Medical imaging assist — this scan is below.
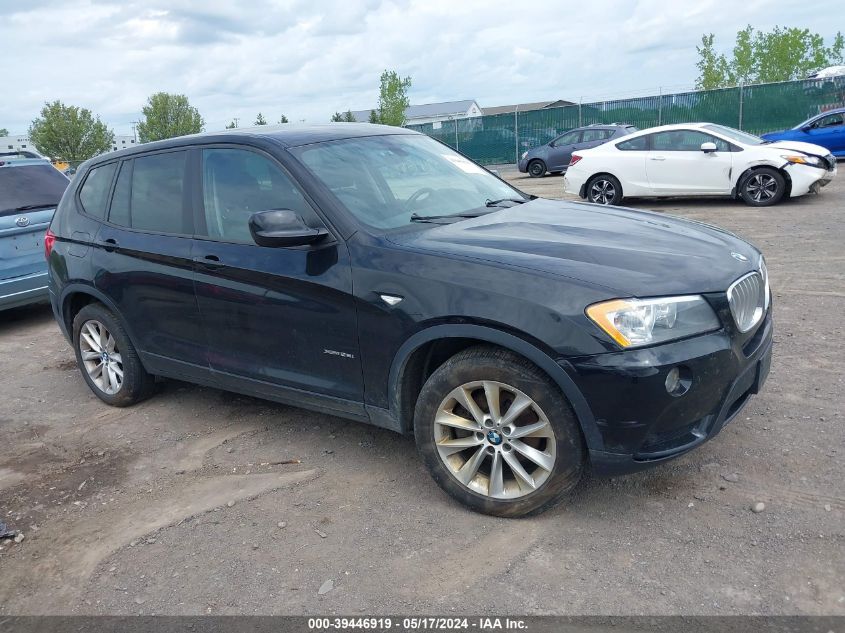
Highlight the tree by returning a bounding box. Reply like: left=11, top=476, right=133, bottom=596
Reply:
left=225, top=120, right=237, bottom=129
left=330, top=110, right=356, bottom=122
left=696, top=26, right=845, bottom=89
left=137, top=92, right=204, bottom=142
left=278, top=114, right=289, bottom=124
left=28, top=101, right=114, bottom=162
left=254, top=113, right=267, bottom=125
left=0, top=128, right=8, bottom=137
left=376, top=70, right=412, bottom=126
left=368, top=109, right=380, bottom=124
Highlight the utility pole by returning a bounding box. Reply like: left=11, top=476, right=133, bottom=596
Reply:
left=657, top=87, right=662, bottom=126
left=130, top=121, right=139, bottom=143
left=737, top=83, right=744, bottom=130
left=514, top=104, right=520, bottom=164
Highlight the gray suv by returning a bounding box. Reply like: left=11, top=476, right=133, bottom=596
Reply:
left=518, top=124, right=637, bottom=177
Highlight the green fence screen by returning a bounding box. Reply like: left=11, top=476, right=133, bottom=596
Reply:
left=406, top=77, right=845, bottom=165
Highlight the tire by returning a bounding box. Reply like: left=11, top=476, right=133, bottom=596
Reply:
left=586, top=174, right=622, bottom=205
left=414, top=346, right=586, bottom=517
left=72, top=303, right=155, bottom=407
left=739, top=168, right=785, bottom=206
left=527, top=160, right=546, bottom=178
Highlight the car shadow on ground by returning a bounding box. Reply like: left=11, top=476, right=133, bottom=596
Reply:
left=0, top=302, right=54, bottom=333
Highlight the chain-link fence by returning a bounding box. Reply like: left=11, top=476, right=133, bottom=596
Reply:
left=406, top=76, right=845, bottom=165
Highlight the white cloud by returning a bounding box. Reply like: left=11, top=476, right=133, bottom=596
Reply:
left=1, top=0, right=842, bottom=134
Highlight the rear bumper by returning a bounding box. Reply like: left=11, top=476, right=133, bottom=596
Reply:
left=517, top=158, right=529, bottom=173
left=564, top=309, right=773, bottom=477
left=0, top=271, right=49, bottom=311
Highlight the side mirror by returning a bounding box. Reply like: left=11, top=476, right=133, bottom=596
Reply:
left=801, top=124, right=813, bottom=132
left=700, top=142, right=717, bottom=153
left=248, top=209, right=328, bottom=248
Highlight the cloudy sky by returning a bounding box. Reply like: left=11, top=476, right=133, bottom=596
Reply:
left=2, top=0, right=843, bottom=136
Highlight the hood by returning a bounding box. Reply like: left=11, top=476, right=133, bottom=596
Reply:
left=388, top=199, right=760, bottom=298
left=764, top=139, right=830, bottom=157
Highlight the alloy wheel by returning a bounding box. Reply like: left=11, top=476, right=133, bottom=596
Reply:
left=78, top=320, right=124, bottom=395
left=433, top=380, right=556, bottom=499
left=745, top=173, right=778, bottom=202
left=589, top=179, right=616, bottom=204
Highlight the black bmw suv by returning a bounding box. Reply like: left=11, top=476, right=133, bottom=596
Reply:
left=47, top=124, right=772, bottom=517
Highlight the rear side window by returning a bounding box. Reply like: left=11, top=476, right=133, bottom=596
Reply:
left=107, top=151, right=190, bottom=234
left=617, top=135, right=649, bottom=151
left=79, top=162, right=117, bottom=219
left=581, top=129, right=613, bottom=142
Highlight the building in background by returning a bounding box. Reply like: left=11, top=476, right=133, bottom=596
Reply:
left=0, top=134, right=40, bottom=156
left=351, top=99, right=482, bottom=126
left=111, top=135, right=137, bottom=152
left=481, top=100, right=576, bottom=116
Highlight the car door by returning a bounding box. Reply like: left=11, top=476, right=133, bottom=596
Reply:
left=92, top=149, right=209, bottom=381
left=191, top=145, right=364, bottom=416
left=547, top=130, right=582, bottom=170
left=803, top=112, right=845, bottom=153
left=645, top=130, right=733, bottom=194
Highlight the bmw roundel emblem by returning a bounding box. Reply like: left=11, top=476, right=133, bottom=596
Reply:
left=486, top=430, right=503, bottom=446
left=15, top=216, right=30, bottom=228
left=730, top=252, right=748, bottom=262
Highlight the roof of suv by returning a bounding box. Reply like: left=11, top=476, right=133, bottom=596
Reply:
left=88, top=123, right=419, bottom=166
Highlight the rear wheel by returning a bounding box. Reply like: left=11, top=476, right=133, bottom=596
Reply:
left=586, top=174, right=622, bottom=205
left=739, top=168, right=785, bottom=206
left=527, top=160, right=546, bottom=178
left=72, top=303, right=155, bottom=407
left=414, top=346, right=586, bottom=517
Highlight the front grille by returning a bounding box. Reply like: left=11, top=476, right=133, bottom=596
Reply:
left=728, top=272, right=765, bottom=333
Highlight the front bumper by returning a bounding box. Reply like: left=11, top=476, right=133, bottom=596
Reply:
left=786, top=160, right=837, bottom=196
left=564, top=306, right=773, bottom=476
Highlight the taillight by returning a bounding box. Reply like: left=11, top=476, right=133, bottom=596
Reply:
left=44, top=228, right=56, bottom=260
left=569, top=154, right=583, bottom=166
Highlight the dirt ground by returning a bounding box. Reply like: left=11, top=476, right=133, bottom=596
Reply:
left=0, top=169, right=842, bottom=615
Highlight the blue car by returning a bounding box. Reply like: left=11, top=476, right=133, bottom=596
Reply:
left=1, top=155, right=69, bottom=311
left=761, top=107, right=845, bottom=158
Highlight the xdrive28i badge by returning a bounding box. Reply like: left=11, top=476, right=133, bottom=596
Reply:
left=15, top=216, right=30, bottom=228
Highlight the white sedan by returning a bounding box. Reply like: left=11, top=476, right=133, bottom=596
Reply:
left=563, top=122, right=837, bottom=207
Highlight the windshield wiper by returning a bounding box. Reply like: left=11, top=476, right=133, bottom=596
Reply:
left=12, top=203, right=58, bottom=211
left=485, top=197, right=527, bottom=207
left=410, top=210, right=494, bottom=223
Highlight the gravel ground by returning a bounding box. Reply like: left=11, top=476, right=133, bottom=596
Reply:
left=0, top=169, right=842, bottom=615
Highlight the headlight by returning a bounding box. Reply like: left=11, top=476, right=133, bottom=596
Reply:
left=586, top=295, right=720, bottom=348
left=781, top=154, right=823, bottom=168
left=521, top=151, right=528, bottom=160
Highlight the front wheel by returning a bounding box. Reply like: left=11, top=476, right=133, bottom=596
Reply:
left=527, top=160, right=546, bottom=178
left=739, top=168, right=785, bottom=206
left=586, top=174, right=622, bottom=205
left=414, top=346, right=586, bottom=517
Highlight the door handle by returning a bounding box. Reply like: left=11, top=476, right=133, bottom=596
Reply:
left=193, top=254, right=223, bottom=269
left=649, top=156, right=666, bottom=161
left=98, top=238, right=118, bottom=252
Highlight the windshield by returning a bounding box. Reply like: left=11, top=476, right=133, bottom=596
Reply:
left=702, top=124, right=765, bottom=145
left=292, top=134, right=524, bottom=229
left=0, top=164, right=69, bottom=216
